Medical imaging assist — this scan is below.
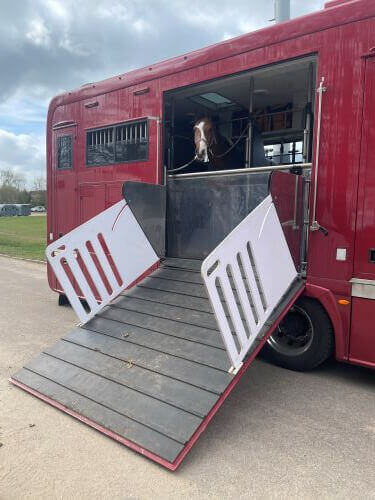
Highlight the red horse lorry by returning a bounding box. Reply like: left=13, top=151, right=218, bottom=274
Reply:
left=11, top=0, right=375, bottom=470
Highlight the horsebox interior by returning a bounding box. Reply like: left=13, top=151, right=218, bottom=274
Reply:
left=160, top=57, right=316, bottom=262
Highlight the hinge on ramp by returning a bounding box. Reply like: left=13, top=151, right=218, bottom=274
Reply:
left=229, top=364, right=243, bottom=375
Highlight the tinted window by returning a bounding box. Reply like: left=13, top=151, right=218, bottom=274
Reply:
left=57, top=135, right=73, bottom=169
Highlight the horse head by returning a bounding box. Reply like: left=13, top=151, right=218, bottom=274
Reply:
left=193, top=117, right=216, bottom=163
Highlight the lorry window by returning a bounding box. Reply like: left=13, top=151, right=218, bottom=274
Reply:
left=86, top=120, right=148, bottom=167
left=164, top=57, right=316, bottom=173
left=57, top=135, right=73, bottom=170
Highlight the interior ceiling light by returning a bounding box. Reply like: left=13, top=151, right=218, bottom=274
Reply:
left=189, top=92, right=235, bottom=110
left=200, top=92, right=232, bottom=104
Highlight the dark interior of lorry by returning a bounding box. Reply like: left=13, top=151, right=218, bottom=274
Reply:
left=163, top=56, right=316, bottom=175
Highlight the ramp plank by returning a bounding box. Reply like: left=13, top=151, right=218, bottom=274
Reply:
left=122, top=286, right=213, bottom=314
left=99, top=306, right=224, bottom=348
left=140, top=276, right=207, bottom=298
left=137, top=280, right=245, bottom=317
left=64, top=328, right=232, bottom=394
left=141, top=276, right=242, bottom=308
left=112, top=296, right=219, bottom=331
left=24, top=353, right=201, bottom=443
left=12, top=369, right=184, bottom=462
left=154, top=266, right=250, bottom=293
left=83, top=317, right=230, bottom=371
left=153, top=267, right=204, bottom=284
left=163, top=258, right=202, bottom=272
left=44, top=341, right=219, bottom=417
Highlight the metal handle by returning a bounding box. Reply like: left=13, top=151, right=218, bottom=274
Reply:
left=310, top=77, right=326, bottom=232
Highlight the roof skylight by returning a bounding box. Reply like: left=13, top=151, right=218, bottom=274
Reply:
left=189, top=92, right=234, bottom=109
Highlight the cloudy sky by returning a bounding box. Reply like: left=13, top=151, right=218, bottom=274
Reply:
left=0, top=0, right=323, bottom=186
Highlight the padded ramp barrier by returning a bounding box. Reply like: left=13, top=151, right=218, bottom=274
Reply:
left=202, top=194, right=299, bottom=373
left=11, top=258, right=303, bottom=470
left=45, top=199, right=159, bottom=324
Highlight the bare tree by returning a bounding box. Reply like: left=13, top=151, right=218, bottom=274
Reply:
left=32, top=175, right=46, bottom=191
left=0, top=168, right=26, bottom=190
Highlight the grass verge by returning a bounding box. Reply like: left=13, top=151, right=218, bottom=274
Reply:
left=0, top=216, right=46, bottom=261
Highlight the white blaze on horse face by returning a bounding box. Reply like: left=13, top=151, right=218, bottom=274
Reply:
left=195, top=121, right=209, bottom=162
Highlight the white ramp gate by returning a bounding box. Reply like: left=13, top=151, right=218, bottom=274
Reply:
left=46, top=199, right=158, bottom=324
left=201, top=194, right=298, bottom=373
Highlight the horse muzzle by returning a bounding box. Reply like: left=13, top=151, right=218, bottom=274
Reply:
left=195, top=148, right=209, bottom=163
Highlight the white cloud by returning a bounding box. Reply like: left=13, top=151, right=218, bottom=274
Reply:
left=26, top=18, right=51, bottom=47
left=0, top=129, right=45, bottom=187
left=0, top=0, right=322, bottom=186
left=45, top=0, right=69, bottom=20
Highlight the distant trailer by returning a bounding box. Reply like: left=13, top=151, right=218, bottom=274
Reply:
left=0, top=204, right=18, bottom=217
left=15, top=204, right=31, bottom=216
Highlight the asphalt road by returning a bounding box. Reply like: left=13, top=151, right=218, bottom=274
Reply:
left=0, top=255, right=374, bottom=499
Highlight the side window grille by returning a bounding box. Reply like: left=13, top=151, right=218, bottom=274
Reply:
left=86, top=127, right=114, bottom=166
left=86, top=120, right=148, bottom=167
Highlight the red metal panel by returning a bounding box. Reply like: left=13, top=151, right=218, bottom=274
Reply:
left=325, top=0, right=356, bottom=8
left=347, top=56, right=375, bottom=368
left=44, top=1, right=375, bottom=366
left=105, top=182, right=124, bottom=209
left=349, top=298, right=375, bottom=368
left=354, top=57, right=375, bottom=279
left=79, top=184, right=106, bottom=224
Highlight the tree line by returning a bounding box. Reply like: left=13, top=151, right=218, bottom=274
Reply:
left=0, top=168, right=46, bottom=207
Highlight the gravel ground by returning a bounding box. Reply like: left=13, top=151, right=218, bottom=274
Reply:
left=0, top=255, right=374, bottom=500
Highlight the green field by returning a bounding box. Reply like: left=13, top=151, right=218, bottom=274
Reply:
left=0, top=215, right=47, bottom=261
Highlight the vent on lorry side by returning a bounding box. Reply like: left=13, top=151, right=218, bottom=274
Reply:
left=86, top=120, right=148, bottom=167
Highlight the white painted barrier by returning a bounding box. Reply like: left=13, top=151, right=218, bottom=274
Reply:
left=46, top=200, right=158, bottom=324
left=201, top=194, right=298, bottom=373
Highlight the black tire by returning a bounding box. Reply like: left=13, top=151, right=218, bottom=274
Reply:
left=261, top=297, right=334, bottom=371
left=58, top=293, right=70, bottom=306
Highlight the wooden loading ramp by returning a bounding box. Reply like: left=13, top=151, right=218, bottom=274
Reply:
left=11, top=258, right=303, bottom=470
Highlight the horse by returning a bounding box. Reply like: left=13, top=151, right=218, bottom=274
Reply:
left=193, top=117, right=243, bottom=170
left=193, top=116, right=271, bottom=171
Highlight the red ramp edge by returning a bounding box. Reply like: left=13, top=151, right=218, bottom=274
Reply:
left=9, top=284, right=304, bottom=471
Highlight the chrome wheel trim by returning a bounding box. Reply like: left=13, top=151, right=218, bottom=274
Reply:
left=267, top=305, right=314, bottom=357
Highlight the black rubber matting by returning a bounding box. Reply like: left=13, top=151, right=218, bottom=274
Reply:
left=11, top=258, right=303, bottom=466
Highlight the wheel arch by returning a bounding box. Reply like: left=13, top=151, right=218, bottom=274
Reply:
left=304, top=283, right=346, bottom=361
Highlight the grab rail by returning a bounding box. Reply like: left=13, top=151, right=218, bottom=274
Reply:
left=168, top=162, right=312, bottom=179
left=310, top=77, right=326, bottom=232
